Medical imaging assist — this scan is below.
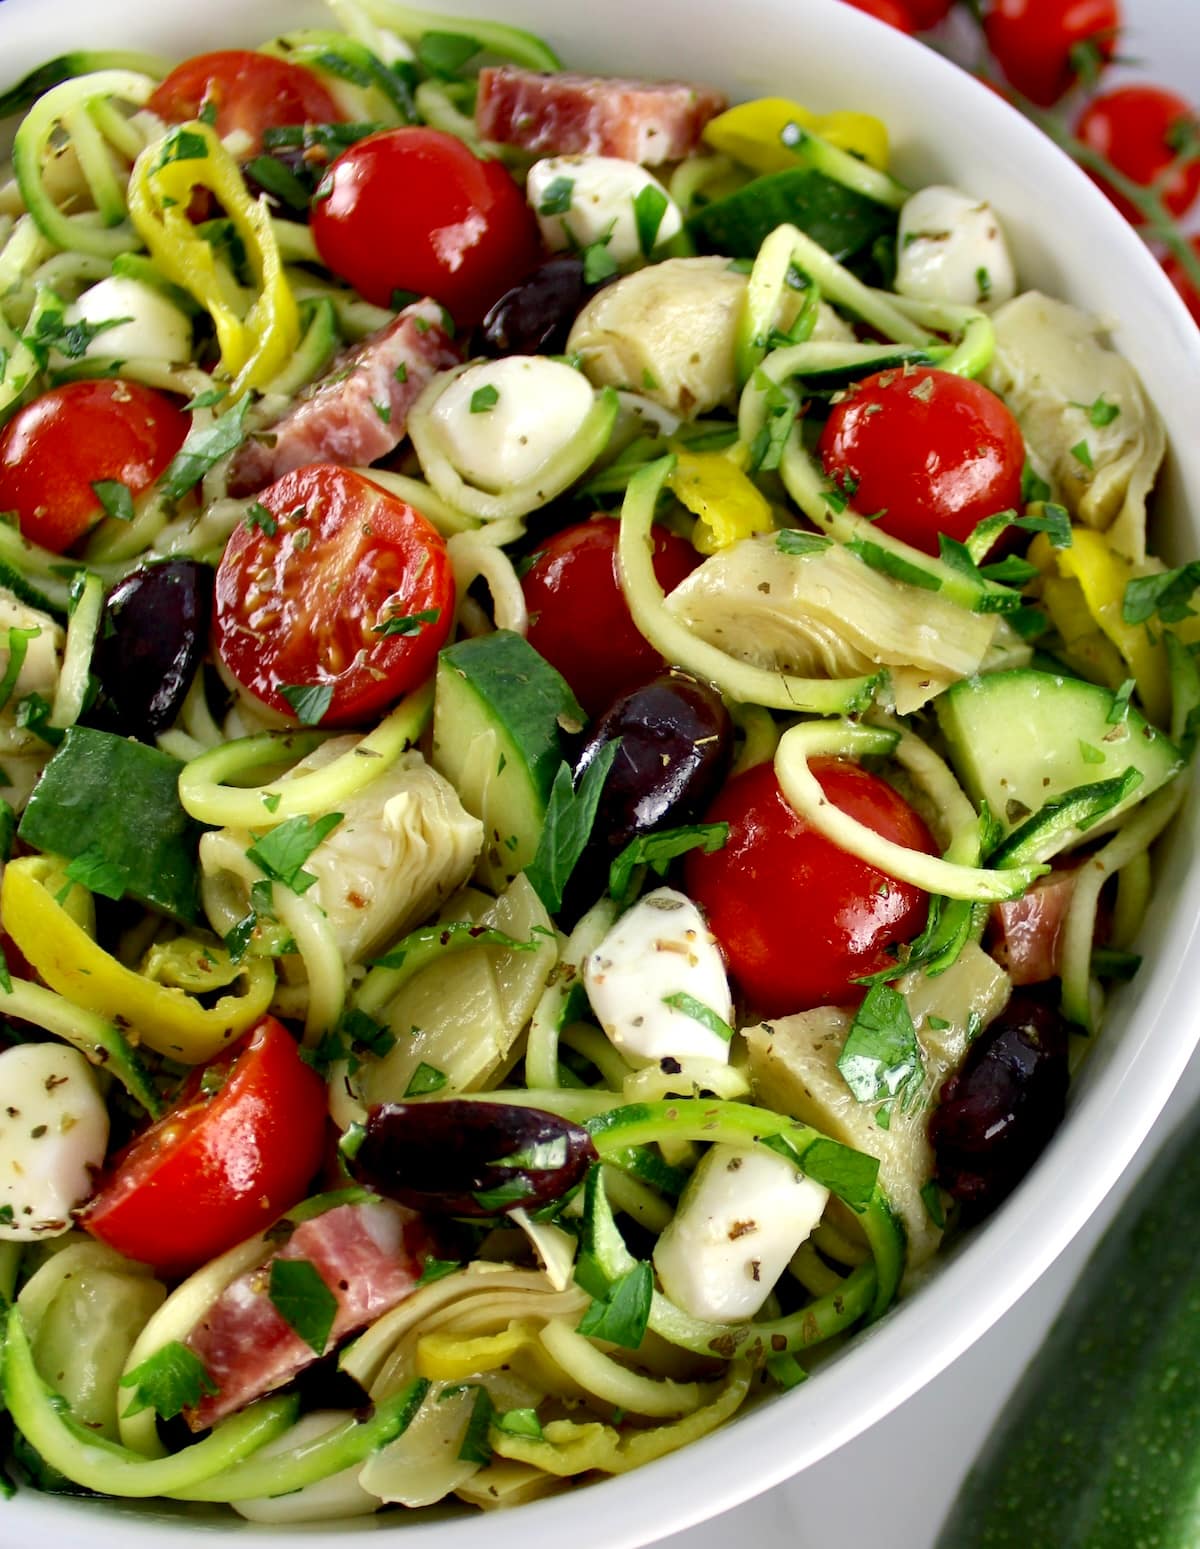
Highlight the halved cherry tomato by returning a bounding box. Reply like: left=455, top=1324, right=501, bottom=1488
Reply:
left=522, top=514, right=700, bottom=718
left=685, top=758, right=934, bottom=1016
left=839, top=0, right=916, bottom=32
left=0, top=381, right=188, bottom=554
left=311, top=127, right=541, bottom=325
left=83, top=1016, right=327, bottom=1279
left=214, top=463, right=454, bottom=726
left=1163, top=237, right=1200, bottom=327
left=983, top=0, right=1121, bottom=107
left=148, top=50, right=344, bottom=156
left=1075, top=86, right=1200, bottom=225
left=817, top=367, right=1026, bottom=555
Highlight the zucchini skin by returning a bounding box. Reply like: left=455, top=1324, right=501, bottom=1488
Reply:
left=937, top=1103, right=1200, bottom=1548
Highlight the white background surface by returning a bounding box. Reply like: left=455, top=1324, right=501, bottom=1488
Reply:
left=661, top=6, right=1200, bottom=1546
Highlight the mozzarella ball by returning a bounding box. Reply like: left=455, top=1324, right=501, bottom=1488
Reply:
left=62, top=275, right=192, bottom=364
left=0, top=1043, right=109, bottom=1240
left=527, top=155, right=683, bottom=266
left=895, top=185, right=1016, bottom=310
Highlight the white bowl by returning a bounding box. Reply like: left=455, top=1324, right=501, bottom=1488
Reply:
left=3, top=0, right=1199, bottom=1545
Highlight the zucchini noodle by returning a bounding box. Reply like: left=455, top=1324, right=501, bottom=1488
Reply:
left=48, top=570, right=103, bottom=727
left=538, top=1321, right=707, bottom=1418
left=351, top=466, right=480, bottom=536
left=526, top=899, right=616, bottom=1090
left=447, top=530, right=528, bottom=637
left=729, top=699, right=780, bottom=775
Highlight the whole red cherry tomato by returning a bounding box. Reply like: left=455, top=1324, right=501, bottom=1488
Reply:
left=83, top=1016, right=327, bottom=1279
left=311, top=128, right=541, bottom=326
left=1075, top=86, right=1200, bottom=225
left=984, top=0, right=1121, bottom=107
left=817, top=367, right=1026, bottom=555
left=214, top=464, right=454, bottom=726
left=1163, top=238, right=1200, bottom=327
left=685, top=758, right=934, bottom=1016
left=0, top=381, right=188, bottom=554
left=148, top=50, right=344, bottom=155
left=522, top=515, right=700, bottom=718
left=840, top=0, right=916, bottom=32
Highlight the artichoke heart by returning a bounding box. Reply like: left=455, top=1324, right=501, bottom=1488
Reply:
left=985, top=292, right=1165, bottom=564
left=664, top=535, right=1001, bottom=712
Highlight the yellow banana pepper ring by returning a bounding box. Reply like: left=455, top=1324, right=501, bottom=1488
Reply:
left=1, top=856, right=276, bottom=1064
left=703, top=98, right=889, bottom=174
left=127, top=122, right=299, bottom=398
left=668, top=448, right=775, bottom=555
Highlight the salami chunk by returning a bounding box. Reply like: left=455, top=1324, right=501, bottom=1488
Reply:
left=228, top=300, right=459, bottom=496
left=989, top=867, right=1081, bottom=986
left=475, top=66, right=727, bottom=165
left=183, top=1200, right=429, bottom=1429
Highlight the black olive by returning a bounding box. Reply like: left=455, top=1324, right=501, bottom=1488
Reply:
left=566, top=671, right=733, bottom=910
left=92, top=559, right=213, bottom=741
left=928, top=989, right=1071, bottom=1217
left=477, top=256, right=591, bottom=357
left=350, top=1100, right=597, bottom=1218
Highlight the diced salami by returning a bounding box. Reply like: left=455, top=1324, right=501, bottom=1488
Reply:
left=183, top=1200, right=430, bottom=1429
left=475, top=66, right=727, bottom=165
left=228, top=300, right=460, bottom=496
left=989, top=868, right=1082, bottom=986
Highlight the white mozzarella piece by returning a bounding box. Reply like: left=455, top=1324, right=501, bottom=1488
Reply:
left=430, top=357, right=595, bottom=491
left=0, top=1043, right=109, bottom=1240
left=232, top=1411, right=380, bottom=1523
left=895, top=184, right=1016, bottom=310
left=527, top=155, right=683, bottom=265
left=583, top=887, right=733, bottom=1065
left=653, top=1144, right=829, bottom=1322
left=63, top=275, right=192, bottom=364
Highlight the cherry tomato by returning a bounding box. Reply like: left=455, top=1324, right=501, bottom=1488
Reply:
left=0, top=381, right=188, bottom=554
left=522, top=515, right=700, bottom=718
left=839, top=0, right=916, bottom=32
left=148, top=50, right=344, bottom=155
left=1075, top=87, right=1200, bottom=225
left=685, top=758, right=934, bottom=1016
left=901, top=0, right=954, bottom=26
left=1163, top=238, right=1200, bottom=327
left=83, top=1016, right=327, bottom=1279
left=817, top=367, right=1025, bottom=555
left=311, top=127, right=541, bottom=325
left=984, top=0, right=1121, bottom=107
left=215, top=463, right=454, bottom=726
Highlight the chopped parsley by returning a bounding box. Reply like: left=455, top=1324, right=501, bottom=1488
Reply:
left=279, top=682, right=334, bottom=726
left=246, top=812, right=343, bottom=894
left=661, top=990, right=734, bottom=1042
left=837, top=984, right=925, bottom=1114
left=525, top=741, right=621, bottom=914
left=417, top=1256, right=463, bottom=1286
left=63, top=844, right=130, bottom=902
left=91, top=480, right=134, bottom=523
left=633, top=183, right=670, bottom=256
left=607, top=821, right=729, bottom=906
left=576, top=1260, right=653, bottom=1349
left=846, top=538, right=943, bottom=592
left=1107, top=677, right=1136, bottom=724
left=404, top=1061, right=448, bottom=1097
left=373, top=606, right=442, bottom=637
left=1122, top=562, right=1200, bottom=625
left=537, top=175, right=575, bottom=216
left=158, top=395, right=251, bottom=502
left=0, top=625, right=41, bottom=714
left=469, top=383, right=500, bottom=414
left=119, top=1341, right=219, bottom=1420
left=415, top=30, right=481, bottom=79
left=267, top=1257, right=338, bottom=1354
left=777, top=530, right=833, bottom=558
left=245, top=501, right=278, bottom=536
left=582, top=240, right=619, bottom=285
left=1070, top=438, right=1095, bottom=471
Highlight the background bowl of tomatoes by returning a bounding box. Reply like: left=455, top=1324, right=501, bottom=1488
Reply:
left=1, top=0, right=1199, bottom=1545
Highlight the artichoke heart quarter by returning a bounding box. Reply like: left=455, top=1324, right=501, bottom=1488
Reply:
left=665, top=536, right=1000, bottom=712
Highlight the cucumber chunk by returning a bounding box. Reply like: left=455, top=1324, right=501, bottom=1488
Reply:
left=18, top=726, right=205, bottom=921
left=936, top=669, right=1183, bottom=859
left=430, top=631, right=581, bottom=892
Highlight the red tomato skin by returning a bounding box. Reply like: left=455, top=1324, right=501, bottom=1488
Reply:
left=839, top=0, right=916, bottom=32
left=83, top=1017, right=327, bottom=1279
left=0, top=381, right=188, bottom=554
left=984, top=0, right=1121, bottom=107
left=685, top=759, right=934, bottom=1017
left=901, top=0, right=954, bottom=26
left=817, top=368, right=1025, bottom=556
left=148, top=50, right=344, bottom=154
left=523, top=515, right=700, bottom=718
left=1163, top=238, right=1200, bottom=327
left=311, top=128, right=541, bottom=325
left=214, top=464, right=454, bottom=726
left=1075, top=87, right=1200, bottom=225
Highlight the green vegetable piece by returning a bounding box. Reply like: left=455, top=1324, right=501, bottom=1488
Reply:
left=158, top=396, right=251, bottom=503
left=525, top=741, right=621, bottom=914
left=661, top=990, right=734, bottom=1042
left=267, top=1258, right=338, bottom=1355
left=608, top=821, right=729, bottom=906
left=577, top=1260, right=653, bottom=1350
left=245, top=812, right=343, bottom=895
left=689, top=166, right=895, bottom=263
left=18, top=726, right=205, bottom=922
left=837, top=984, right=925, bottom=1111
left=120, top=1342, right=218, bottom=1421
left=279, top=682, right=334, bottom=726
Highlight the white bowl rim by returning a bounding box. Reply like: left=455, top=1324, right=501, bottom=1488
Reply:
left=2, top=1, right=1199, bottom=1545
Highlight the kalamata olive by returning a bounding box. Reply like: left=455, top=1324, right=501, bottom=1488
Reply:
left=567, top=671, right=733, bottom=907
left=351, top=1100, right=597, bottom=1217
left=93, top=559, right=212, bottom=741
left=928, top=989, right=1071, bottom=1217
left=477, top=256, right=590, bottom=357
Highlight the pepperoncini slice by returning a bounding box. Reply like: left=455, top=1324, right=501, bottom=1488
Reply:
left=703, top=99, right=889, bottom=174
left=127, top=122, right=299, bottom=398
left=668, top=448, right=775, bottom=555
left=1, top=855, right=276, bottom=1064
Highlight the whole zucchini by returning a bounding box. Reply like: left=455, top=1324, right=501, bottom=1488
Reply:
left=937, top=1100, right=1200, bottom=1548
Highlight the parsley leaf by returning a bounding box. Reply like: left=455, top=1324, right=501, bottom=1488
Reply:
left=1083, top=395, right=1120, bottom=427
left=245, top=501, right=278, bottom=535
left=582, top=241, right=619, bottom=285
left=633, top=184, right=670, bottom=256
left=608, top=821, right=729, bottom=906
left=268, top=1257, right=338, bottom=1354
left=64, top=844, right=130, bottom=901
left=416, top=30, right=481, bottom=79
left=846, top=538, right=942, bottom=591
left=920, top=1179, right=946, bottom=1229
left=761, top=1132, right=879, bottom=1214
left=1123, top=562, right=1200, bottom=625
left=246, top=812, right=343, bottom=894
left=280, top=682, right=334, bottom=726
left=576, top=1260, right=653, bottom=1349
left=159, top=396, right=251, bottom=502
left=538, top=175, right=575, bottom=216
left=1071, top=439, right=1094, bottom=471
left=776, top=530, right=833, bottom=557
left=525, top=742, right=621, bottom=914
left=469, top=384, right=499, bottom=413
left=0, top=625, right=41, bottom=714
left=417, top=1256, right=463, bottom=1285
left=119, top=1341, right=218, bottom=1420
left=405, top=1062, right=448, bottom=1097
left=373, top=606, right=441, bottom=637
left=1108, top=677, right=1136, bottom=724
left=837, top=983, right=925, bottom=1112
left=661, top=990, right=733, bottom=1042
left=494, top=1406, right=543, bottom=1439
left=458, top=1385, right=495, bottom=1464
left=154, top=127, right=209, bottom=168
left=91, top=480, right=134, bottom=523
